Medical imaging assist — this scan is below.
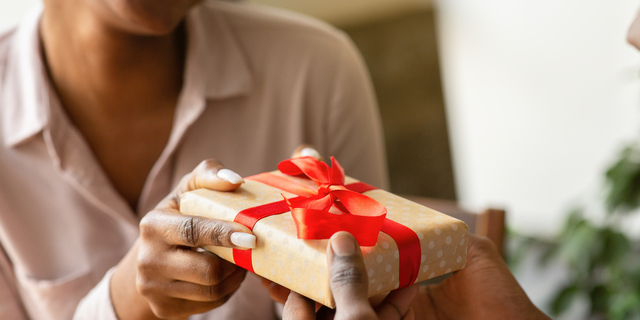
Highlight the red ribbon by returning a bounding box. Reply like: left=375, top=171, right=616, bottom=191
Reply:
left=232, top=157, right=421, bottom=288
left=280, top=157, right=387, bottom=246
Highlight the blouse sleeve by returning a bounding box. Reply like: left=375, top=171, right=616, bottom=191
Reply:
left=0, top=246, right=28, bottom=320
left=325, top=32, right=389, bottom=190
left=72, top=268, right=118, bottom=320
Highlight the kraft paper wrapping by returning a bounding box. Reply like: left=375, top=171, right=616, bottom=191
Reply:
left=179, top=172, right=469, bottom=308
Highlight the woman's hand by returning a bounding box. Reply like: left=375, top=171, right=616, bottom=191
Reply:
left=111, top=160, right=255, bottom=320
left=283, top=232, right=419, bottom=320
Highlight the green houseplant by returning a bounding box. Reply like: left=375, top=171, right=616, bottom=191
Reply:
left=513, top=143, right=640, bottom=319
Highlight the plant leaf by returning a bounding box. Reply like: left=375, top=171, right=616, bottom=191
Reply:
left=550, top=284, right=580, bottom=315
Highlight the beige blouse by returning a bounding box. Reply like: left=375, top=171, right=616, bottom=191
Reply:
left=0, top=1, right=388, bottom=319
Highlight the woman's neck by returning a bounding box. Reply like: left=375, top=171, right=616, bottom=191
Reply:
left=39, top=0, right=186, bottom=119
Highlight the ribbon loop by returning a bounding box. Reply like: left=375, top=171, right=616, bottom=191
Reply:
left=278, top=157, right=387, bottom=246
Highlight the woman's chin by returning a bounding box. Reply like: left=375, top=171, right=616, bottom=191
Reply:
left=628, top=10, right=640, bottom=50
left=108, top=0, right=201, bottom=36
left=126, top=17, right=184, bottom=36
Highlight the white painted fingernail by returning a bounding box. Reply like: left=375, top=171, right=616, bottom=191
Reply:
left=217, top=169, right=244, bottom=184
left=300, top=147, right=321, bottom=159
left=231, top=233, right=256, bottom=249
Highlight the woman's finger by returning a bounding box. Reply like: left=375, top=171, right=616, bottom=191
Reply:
left=187, top=159, right=244, bottom=191
left=146, top=293, right=237, bottom=319
left=291, top=144, right=323, bottom=160
left=164, top=267, right=247, bottom=302
left=160, top=159, right=244, bottom=211
left=162, top=248, right=239, bottom=286
left=282, top=291, right=316, bottom=320
left=139, top=209, right=256, bottom=249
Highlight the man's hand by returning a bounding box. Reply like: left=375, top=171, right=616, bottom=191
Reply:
left=283, top=232, right=419, bottom=320
left=411, top=234, right=551, bottom=320
left=284, top=232, right=551, bottom=320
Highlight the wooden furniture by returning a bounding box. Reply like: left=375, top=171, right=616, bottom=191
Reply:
left=403, top=196, right=506, bottom=258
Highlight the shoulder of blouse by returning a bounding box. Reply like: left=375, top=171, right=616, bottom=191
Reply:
left=199, top=0, right=353, bottom=54
left=0, top=26, right=16, bottom=86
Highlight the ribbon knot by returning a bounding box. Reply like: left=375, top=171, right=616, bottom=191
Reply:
left=277, top=157, right=387, bottom=246
left=317, top=184, right=347, bottom=200
left=326, top=184, right=348, bottom=191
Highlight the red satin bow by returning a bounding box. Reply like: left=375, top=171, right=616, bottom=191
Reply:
left=278, top=157, right=387, bottom=246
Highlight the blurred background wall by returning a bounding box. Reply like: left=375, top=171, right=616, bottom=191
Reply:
left=437, top=0, right=640, bottom=237
left=248, top=0, right=432, bottom=27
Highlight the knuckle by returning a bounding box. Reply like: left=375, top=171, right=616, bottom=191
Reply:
left=136, top=260, right=154, bottom=279
left=139, top=215, right=158, bottom=240
left=330, top=262, right=367, bottom=289
left=135, top=273, right=155, bottom=298
left=136, top=247, right=157, bottom=275
left=179, top=216, right=199, bottom=247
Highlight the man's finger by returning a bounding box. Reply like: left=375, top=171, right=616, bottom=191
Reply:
left=327, top=232, right=377, bottom=319
left=268, top=281, right=291, bottom=304
left=375, top=284, right=419, bottom=320
left=261, top=277, right=292, bottom=304
left=140, top=209, right=256, bottom=249
left=260, top=278, right=273, bottom=289
left=282, top=292, right=316, bottom=320
left=401, top=307, right=415, bottom=320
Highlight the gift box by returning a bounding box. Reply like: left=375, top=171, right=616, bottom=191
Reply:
left=179, top=157, right=469, bottom=307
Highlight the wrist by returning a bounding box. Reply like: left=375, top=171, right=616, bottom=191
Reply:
left=110, top=242, right=158, bottom=320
